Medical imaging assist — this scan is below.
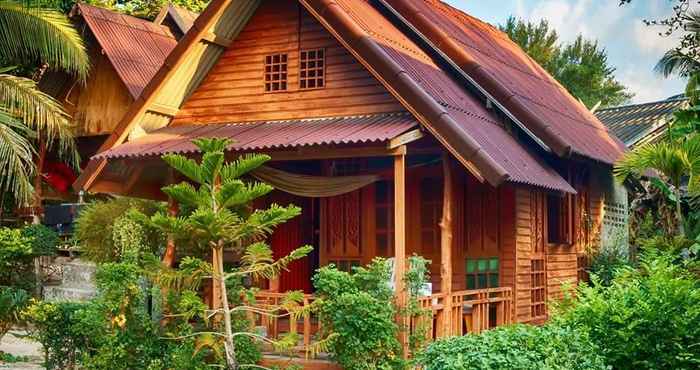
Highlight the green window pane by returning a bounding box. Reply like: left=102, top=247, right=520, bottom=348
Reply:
left=489, top=273, right=499, bottom=288
left=489, top=258, right=499, bottom=271
left=477, top=259, right=488, bottom=272
left=466, top=259, right=477, bottom=273
left=478, top=273, right=487, bottom=288
left=466, top=275, right=476, bottom=289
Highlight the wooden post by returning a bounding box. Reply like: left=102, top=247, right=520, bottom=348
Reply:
left=440, top=154, right=454, bottom=336
left=162, top=196, right=179, bottom=267
left=394, top=152, right=409, bottom=357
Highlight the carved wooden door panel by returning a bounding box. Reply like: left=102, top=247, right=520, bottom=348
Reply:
left=321, top=190, right=362, bottom=271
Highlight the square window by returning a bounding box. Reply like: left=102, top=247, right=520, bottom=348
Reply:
left=300, top=48, right=325, bottom=90
left=264, top=53, right=288, bottom=92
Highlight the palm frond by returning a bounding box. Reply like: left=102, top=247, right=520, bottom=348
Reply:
left=614, top=141, right=688, bottom=186
left=0, top=109, right=35, bottom=203
left=654, top=49, right=700, bottom=77
left=0, top=1, right=89, bottom=80
left=0, top=74, right=79, bottom=167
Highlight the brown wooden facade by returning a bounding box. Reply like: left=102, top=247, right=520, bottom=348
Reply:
left=76, top=0, right=628, bottom=359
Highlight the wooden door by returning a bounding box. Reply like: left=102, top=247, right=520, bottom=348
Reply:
left=320, top=190, right=363, bottom=272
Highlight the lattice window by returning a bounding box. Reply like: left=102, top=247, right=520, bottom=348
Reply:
left=299, top=49, right=325, bottom=89
left=577, top=254, right=589, bottom=283
left=420, top=177, right=442, bottom=253
left=465, top=257, right=499, bottom=290
left=264, top=53, right=288, bottom=92
left=530, top=258, right=546, bottom=319
left=375, top=180, right=394, bottom=257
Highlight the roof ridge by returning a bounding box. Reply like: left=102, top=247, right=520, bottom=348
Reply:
left=77, top=3, right=174, bottom=34
left=597, top=97, right=688, bottom=112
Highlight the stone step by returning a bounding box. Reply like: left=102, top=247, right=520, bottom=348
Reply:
left=43, top=286, right=96, bottom=302
left=59, top=260, right=96, bottom=290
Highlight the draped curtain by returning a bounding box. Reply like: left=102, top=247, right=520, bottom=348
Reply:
left=251, top=165, right=379, bottom=197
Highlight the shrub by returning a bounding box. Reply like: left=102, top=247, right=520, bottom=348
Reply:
left=0, top=286, right=29, bottom=342
left=0, top=227, right=35, bottom=290
left=23, top=300, right=93, bottom=370
left=588, top=230, right=632, bottom=286
left=558, top=253, right=700, bottom=369
left=418, top=324, right=607, bottom=370
left=21, top=224, right=59, bottom=256
left=313, top=259, right=403, bottom=370
left=73, top=198, right=164, bottom=263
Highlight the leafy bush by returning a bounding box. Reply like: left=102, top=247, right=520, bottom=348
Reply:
left=313, top=258, right=403, bottom=370
left=23, top=300, right=92, bottom=370
left=21, top=224, right=59, bottom=256
left=73, top=198, right=164, bottom=263
left=418, top=324, right=607, bottom=370
left=0, top=227, right=35, bottom=290
left=588, top=230, right=632, bottom=285
left=558, top=253, right=700, bottom=369
left=0, top=286, right=29, bottom=341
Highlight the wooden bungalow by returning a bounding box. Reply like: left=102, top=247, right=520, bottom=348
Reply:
left=34, top=3, right=196, bottom=202
left=74, top=0, right=629, bottom=357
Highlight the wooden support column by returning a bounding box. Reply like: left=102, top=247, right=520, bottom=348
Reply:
left=394, top=152, right=409, bottom=357
left=440, top=154, right=454, bottom=336
left=162, top=196, right=179, bottom=267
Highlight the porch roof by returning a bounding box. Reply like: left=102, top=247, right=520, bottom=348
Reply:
left=93, top=113, right=418, bottom=160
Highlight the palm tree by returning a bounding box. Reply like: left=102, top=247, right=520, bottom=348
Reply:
left=614, top=135, right=700, bottom=235
left=0, top=0, right=89, bottom=205
left=654, top=11, right=700, bottom=78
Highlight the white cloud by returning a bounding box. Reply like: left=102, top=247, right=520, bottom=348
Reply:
left=618, top=65, right=684, bottom=103
left=633, top=21, right=674, bottom=56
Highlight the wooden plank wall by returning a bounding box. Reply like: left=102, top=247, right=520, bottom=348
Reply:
left=173, top=0, right=404, bottom=124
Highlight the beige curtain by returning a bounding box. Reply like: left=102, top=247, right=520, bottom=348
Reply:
left=251, top=165, right=379, bottom=198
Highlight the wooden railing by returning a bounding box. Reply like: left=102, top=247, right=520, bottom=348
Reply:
left=250, top=291, right=319, bottom=350
left=413, top=287, right=513, bottom=340
left=252, top=286, right=512, bottom=353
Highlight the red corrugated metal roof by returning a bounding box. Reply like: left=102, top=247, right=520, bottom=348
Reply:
left=387, top=0, right=626, bottom=164
left=93, top=113, right=418, bottom=160
left=77, top=3, right=179, bottom=99
left=307, top=0, right=575, bottom=193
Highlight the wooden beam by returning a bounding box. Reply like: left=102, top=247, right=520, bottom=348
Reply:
left=148, top=103, right=180, bottom=117
left=162, top=169, right=178, bottom=267
left=263, top=145, right=406, bottom=161
left=393, top=151, right=409, bottom=357
left=439, top=154, right=454, bottom=336
left=202, top=32, right=233, bottom=48
left=388, top=128, right=424, bottom=149
left=124, top=166, right=144, bottom=194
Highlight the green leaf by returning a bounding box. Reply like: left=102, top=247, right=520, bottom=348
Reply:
left=161, top=154, right=204, bottom=184
left=220, top=153, right=271, bottom=181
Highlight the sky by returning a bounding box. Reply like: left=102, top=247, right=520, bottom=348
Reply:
left=445, top=0, right=686, bottom=105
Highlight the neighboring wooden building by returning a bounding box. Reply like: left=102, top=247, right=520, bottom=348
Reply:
left=596, top=96, right=688, bottom=149
left=75, top=0, right=628, bottom=356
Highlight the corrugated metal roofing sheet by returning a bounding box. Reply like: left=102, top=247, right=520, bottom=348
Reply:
left=388, top=0, right=626, bottom=164
left=94, top=113, right=418, bottom=159
left=596, top=97, right=688, bottom=147
left=78, top=3, right=179, bottom=99
left=313, top=0, right=575, bottom=193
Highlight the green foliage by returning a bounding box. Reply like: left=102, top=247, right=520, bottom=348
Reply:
left=0, top=227, right=35, bottom=290
left=22, top=223, right=59, bottom=256
left=418, top=323, right=607, bottom=370
left=313, top=259, right=404, bottom=370
left=557, top=253, right=700, bottom=370
left=0, top=286, right=29, bottom=341
left=588, top=231, right=632, bottom=286
left=500, top=16, right=632, bottom=108
left=23, top=300, right=92, bottom=370
left=73, top=198, right=165, bottom=263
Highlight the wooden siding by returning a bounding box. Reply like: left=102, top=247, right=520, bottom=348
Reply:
left=172, top=0, right=403, bottom=124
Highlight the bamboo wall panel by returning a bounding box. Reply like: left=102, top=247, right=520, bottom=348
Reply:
left=172, top=0, right=403, bottom=124
left=71, top=54, right=133, bottom=136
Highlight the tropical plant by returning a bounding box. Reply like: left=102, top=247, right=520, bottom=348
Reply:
left=614, top=134, right=700, bottom=234
left=0, top=226, right=36, bottom=290
left=500, top=17, right=632, bottom=108
left=0, top=0, right=88, bottom=204
left=0, top=286, right=29, bottom=343
left=417, top=323, right=607, bottom=370
left=312, top=259, right=404, bottom=370
left=73, top=197, right=164, bottom=263
left=21, top=223, right=59, bottom=256
left=556, top=252, right=700, bottom=370
left=148, top=137, right=313, bottom=369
